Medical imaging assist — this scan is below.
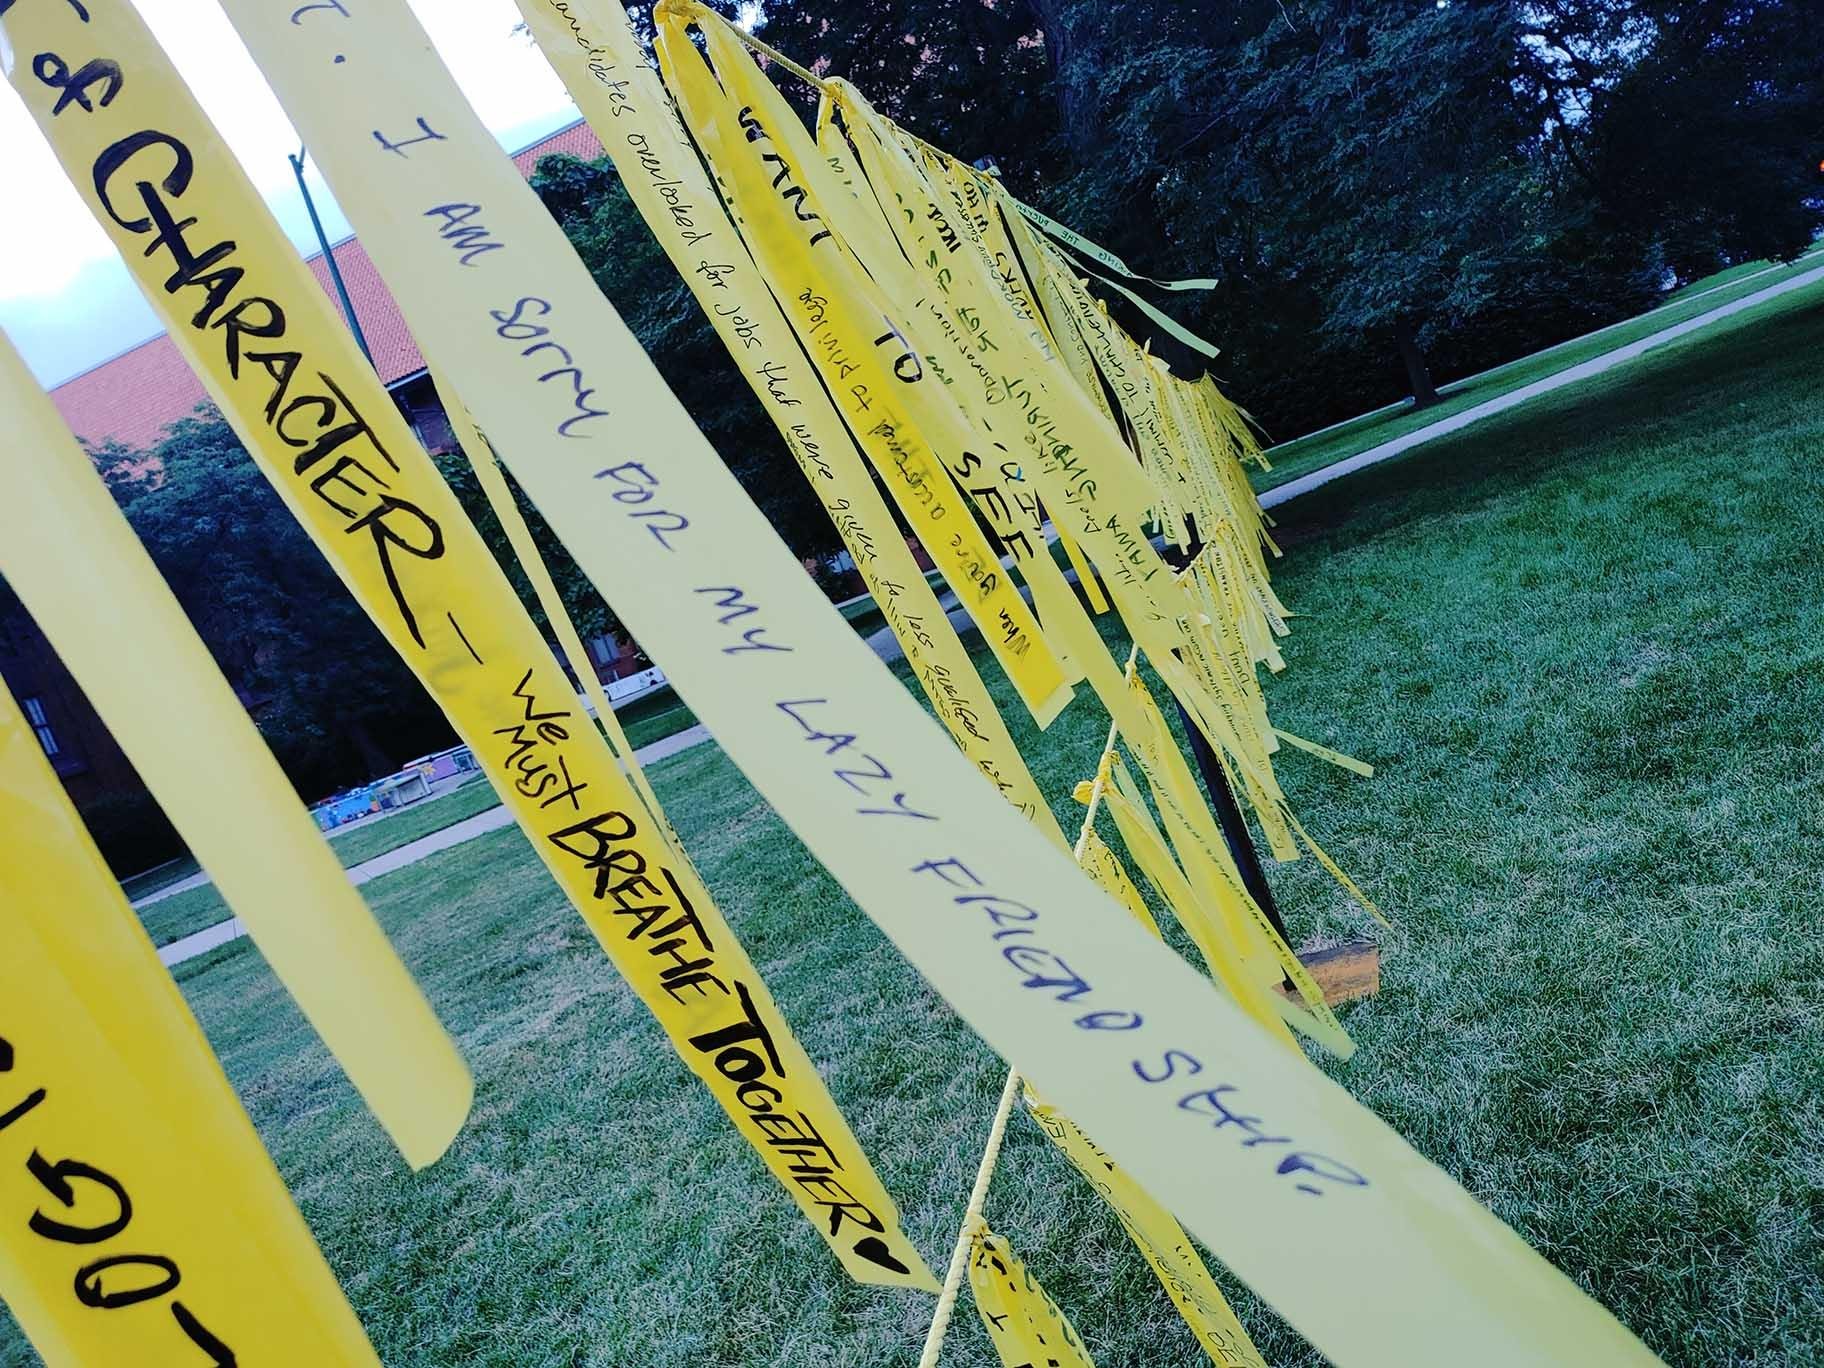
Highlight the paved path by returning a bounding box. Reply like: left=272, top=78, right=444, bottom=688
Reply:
left=1260, top=260, right=1824, bottom=509
left=629, top=723, right=712, bottom=765
left=135, top=867, right=215, bottom=909
left=157, top=724, right=718, bottom=969
left=133, top=771, right=482, bottom=910
left=1274, top=255, right=1819, bottom=455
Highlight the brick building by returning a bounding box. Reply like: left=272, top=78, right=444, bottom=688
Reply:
left=1, top=119, right=657, bottom=854
left=47, top=118, right=608, bottom=458
left=0, top=606, right=141, bottom=811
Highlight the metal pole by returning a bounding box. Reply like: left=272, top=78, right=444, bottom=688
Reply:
left=1157, top=520, right=1293, bottom=947
left=1172, top=695, right=1293, bottom=947
left=289, top=145, right=374, bottom=367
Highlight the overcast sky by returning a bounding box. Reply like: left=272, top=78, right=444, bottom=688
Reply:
left=1, top=0, right=579, bottom=387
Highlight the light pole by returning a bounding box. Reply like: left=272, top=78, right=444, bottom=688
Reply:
left=288, top=144, right=374, bottom=368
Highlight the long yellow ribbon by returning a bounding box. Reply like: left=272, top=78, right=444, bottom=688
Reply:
left=0, top=329, right=471, bottom=1170
left=968, top=1226, right=1099, bottom=1368
left=436, top=374, right=676, bottom=842
left=515, top=0, right=1068, bottom=843
left=0, top=679, right=382, bottom=1364
left=663, top=14, right=1083, bottom=728
left=7, top=0, right=929, bottom=1291
left=214, top=2, right=1665, bottom=1361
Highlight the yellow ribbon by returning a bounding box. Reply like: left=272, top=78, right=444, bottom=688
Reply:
left=0, top=326, right=471, bottom=1169
left=0, top=680, right=383, bottom=1364
left=210, top=2, right=1667, bottom=1361
left=7, top=0, right=929, bottom=1291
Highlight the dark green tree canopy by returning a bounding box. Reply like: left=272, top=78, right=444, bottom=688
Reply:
left=34, top=0, right=1816, bottom=824
left=100, top=411, right=456, bottom=795
left=544, top=0, right=1818, bottom=430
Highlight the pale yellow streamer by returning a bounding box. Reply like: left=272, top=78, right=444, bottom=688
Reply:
left=0, top=329, right=470, bottom=1170
left=215, top=3, right=1666, bottom=1362
left=0, top=680, right=383, bottom=1365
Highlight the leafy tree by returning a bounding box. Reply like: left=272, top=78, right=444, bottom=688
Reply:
left=104, top=410, right=456, bottom=797
left=1084, top=0, right=1813, bottom=416
left=1007, top=3, right=1586, bottom=411
left=1224, top=1, right=1555, bottom=408
left=1518, top=0, right=1824, bottom=281
left=730, top=0, right=1058, bottom=182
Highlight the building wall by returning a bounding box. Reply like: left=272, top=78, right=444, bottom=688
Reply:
left=585, top=632, right=647, bottom=682
left=392, top=372, right=455, bottom=455
left=0, top=602, right=143, bottom=810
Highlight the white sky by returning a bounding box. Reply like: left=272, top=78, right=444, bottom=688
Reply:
left=0, top=0, right=579, bottom=386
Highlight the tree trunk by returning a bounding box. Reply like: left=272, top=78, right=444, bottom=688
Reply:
left=1021, top=0, right=1103, bottom=157
left=1395, top=321, right=1441, bottom=408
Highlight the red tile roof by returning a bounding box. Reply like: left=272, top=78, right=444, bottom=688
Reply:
left=305, top=237, right=428, bottom=388
left=510, top=119, right=605, bottom=175
left=50, top=333, right=210, bottom=456
left=50, top=118, right=605, bottom=454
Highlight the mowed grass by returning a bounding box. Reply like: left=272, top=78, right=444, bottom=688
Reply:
left=9, top=631, right=1164, bottom=1368
left=1256, top=243, right=1824, bottom=491
left=118, top=853, right=202, bottom=900
left=134, top=776, right=507, bottom=948
left=7, top=285, right=1824, bottom=1366
left=135, top=883, right=231, bottom=948
left=326, top=773, right=501, bottom=868
left=614, top=685, right=701, bottom=751
left=1248, top=282, right=1824, bottom=1363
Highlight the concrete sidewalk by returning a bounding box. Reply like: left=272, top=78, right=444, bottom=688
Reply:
left=157, top=723, right=716, bottom=969
left=134, top=771, right=482, bottom=910
left=1260, top=260, right=1824, bottom=509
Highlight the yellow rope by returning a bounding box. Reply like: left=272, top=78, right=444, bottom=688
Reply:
left=916, top=1065, right=1021, bottom=1367
left=665, top=0, right=830, bottom=91
left=917, top=648, right=1137, bottom=1367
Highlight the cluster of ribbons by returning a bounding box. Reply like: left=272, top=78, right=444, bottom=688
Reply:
left=556, top=5, right=1379, bottom=1356
left=0, top=1, right=1667, bottom=1366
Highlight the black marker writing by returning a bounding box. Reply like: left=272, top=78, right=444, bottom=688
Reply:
left=0, top=1032, right=239, bottom=1356
left=290, top=0, right=348, bottom=21
left=373, top=116, right=445, bottom=157
left=32, top=50, right=120, bottom=116
left=88, top=129, right=445, bottom=645
left=490, top=296, right=613, bottom=439
left=424, top=203, right=504, bottom=265
left=695, top=586, right=791, bottom=655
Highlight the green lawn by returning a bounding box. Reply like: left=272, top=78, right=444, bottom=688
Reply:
left=325, top=773, right=500, bottom=867
left=134, top=777, right=508, bottom=948
left=8, top=283, right=1824, bottom=1366
left=1256, top=244, right=1824, bottom=492
left=1247, top=278, right=1824, bottom=1364
left=615, top=686, right=701, bottom=750
left=134, top=883, right=230, bottom=949
left=1662, top=251, right=1798, bottom=304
